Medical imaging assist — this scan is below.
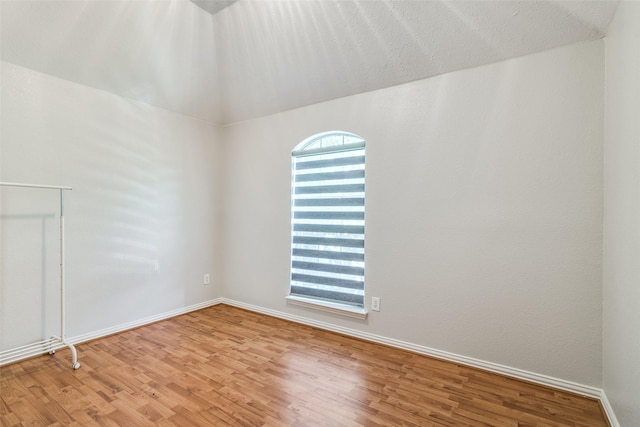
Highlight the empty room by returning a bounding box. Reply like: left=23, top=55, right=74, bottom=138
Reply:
left=1, top=0, right=638, bottom=425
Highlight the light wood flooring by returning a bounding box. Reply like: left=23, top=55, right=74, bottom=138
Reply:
left=1, top=304, right=609, bottom=426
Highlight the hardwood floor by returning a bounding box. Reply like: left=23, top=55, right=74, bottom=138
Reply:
left=1, top=304, right=608, bottom=426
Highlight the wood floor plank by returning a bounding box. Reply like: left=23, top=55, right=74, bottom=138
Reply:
left=0, top=304, right=609, bottom=426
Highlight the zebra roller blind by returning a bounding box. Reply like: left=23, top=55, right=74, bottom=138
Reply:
left=290, top=132, right=365, bottom=307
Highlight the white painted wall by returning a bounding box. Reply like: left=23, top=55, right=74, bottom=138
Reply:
left=222, top=41, right=604, bottom=386
left=603, top=1, right=640, bottom=424
left=0, top=62, right=223, bottom=349
left=0, top=34, right=611, bottom=398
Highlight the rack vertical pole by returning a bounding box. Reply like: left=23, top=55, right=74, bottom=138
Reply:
left=60, top=189, right=64, bottom=343
left=59, top=188, right=80, bottom=369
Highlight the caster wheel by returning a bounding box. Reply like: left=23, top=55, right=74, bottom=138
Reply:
left=72, top=362, right=81, bottom=370
left=49, top=350, right=56, bottom=355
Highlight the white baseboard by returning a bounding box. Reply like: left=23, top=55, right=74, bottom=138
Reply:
left=599, top=390, right=621, bottom=427
left=0, top=298, right=223, bottom=366
left=220, top=298, right=603, bottom=399
left=67, top=298, right=224, bottom=345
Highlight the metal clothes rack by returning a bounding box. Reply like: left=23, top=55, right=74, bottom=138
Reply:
left=0, top=182, right=80, bottom=370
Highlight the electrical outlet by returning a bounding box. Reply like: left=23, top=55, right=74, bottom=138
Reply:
left=371, top=297, right=381, bottom=312
left=204, top=274, right=210, bottom=285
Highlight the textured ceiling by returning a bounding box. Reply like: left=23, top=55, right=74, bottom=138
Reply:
left=190, top=0, right=238, bottom=15
left=0, top=0, right=620, bottom=126
left=1, top=0, right=221, bottom=121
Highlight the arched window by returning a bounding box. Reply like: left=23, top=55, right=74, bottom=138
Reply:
left=288, top=131, right=366, bottom=315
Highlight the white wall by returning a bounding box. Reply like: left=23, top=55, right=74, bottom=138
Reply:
left=603, top=1, right=640, bottom=424
left=0, top=62, right=223, bottom=349
left=222, top=41, right=604, bottom=386
left=0, top=34, right=611, bottom=398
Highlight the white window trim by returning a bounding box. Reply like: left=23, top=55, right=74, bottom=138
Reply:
left=285, top=295, right=368, bottom=320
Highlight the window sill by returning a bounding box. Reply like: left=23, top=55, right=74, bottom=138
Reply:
left=285, top=295, right=368, bottom=320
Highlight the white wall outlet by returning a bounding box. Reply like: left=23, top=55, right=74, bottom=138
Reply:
left=204, top=274, right=210, bottom=285
left=371, top=297, right=381, bottom=312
